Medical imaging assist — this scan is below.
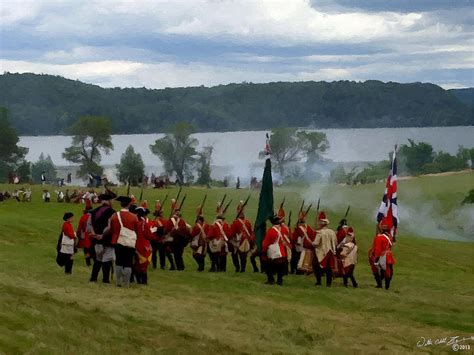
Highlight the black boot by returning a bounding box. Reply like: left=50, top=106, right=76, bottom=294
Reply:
left=373, top=272, right=382, bottom=288
left=343, top=275, right=348, bottom=287
left=350, top=275, right=358, bottom=288
left=231, top=253, right=240, bottom=272
left=239, top=253, right=247, bottom=273
left=250, top=255, right=259, bottom=273
left=90, top=260, right=102, bottom=282
left=102, top=261, right=111, bottom=283
left=385, top=277, right=391, bottom=290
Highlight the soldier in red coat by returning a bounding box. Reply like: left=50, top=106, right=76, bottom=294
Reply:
left=291, top=210, right=315, bottom=274
left=262, top=214, right=290, bottom=285
left=76, top=199, right=93, bottom=266
left=369, top=217, right=396, bottom=290
left=150, top=200, right=169, bottom=270
left=134, top=201, right=158, bottom=284
left=109, top=196, right=139, bottom=287
left=164, top=202, right=190, bottom=271
left=229, top=201, right=254, bottom=273
left=190, top=204, right=210, bottom=271
left=208, top=202, right=230, bottom=272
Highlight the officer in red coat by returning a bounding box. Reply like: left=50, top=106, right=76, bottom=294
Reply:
left=76, top=199, right=93, bottom=266
left=262, top=214, right=290, bottom=285
left=190, top=205, right=210, bottom=271
left=369, top=217, right=396, bottom=290
left=164, top=202, right=190, bottom=271
left=109, top=196, right=139, bottom=287
left=229, top=201, right=255, bottom=273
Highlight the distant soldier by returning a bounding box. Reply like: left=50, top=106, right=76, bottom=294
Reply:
left=42, top=190, right=51, bottom=202
left=312, top=211, right=337, bottom=287
left=208, top=202, right=230, bottom=272
left=229, top=201, right=254, bottom=273
left=109, top=196, right=139, bottom=287
left=149, top=200, right=168, bottom=270
left=56, top=212, right=77, bottom=274
left=41, top=171, right=47, bottom=185
left=76, top=199, right=94, bottom=266
left=89, top=191, right=116, bottom=283
left=67, top=172, right=72, bottom=184
left=190, top=205, right=210, bottom=271
left=164, top=201, right=190, bottom=271
left=292, top=210, right=316, bottom=275
left=262, top=214, right=290, bottom=286
left=56, top=190, right=65, bottom=202
left=369, top=217, right=396, bottom=290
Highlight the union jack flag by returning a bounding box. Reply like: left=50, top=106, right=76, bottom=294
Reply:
left=377, top=146, right=399, bottom=236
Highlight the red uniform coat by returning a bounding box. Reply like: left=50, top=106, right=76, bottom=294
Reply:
left=208, top=219, right=230, bottom=255
left=230, top=218, right=254, bottom=253
left=134, top=217, right=158, bottom=273
left=369, top=232, right=396, bottom=278
left=150, top=217, right=167, bottom=242
left=60, top=221, right=76, bottom=255
left=262, top=225, right=289, bottom=262
left=109, top=209, right=139, bottom=247
left=190, top=222, right=210, bottom=255
left=76, top=213, right=91, bottom=249
left=292, top=224, right=316, bottom=251
left=164, top=217, right=190, bottom=248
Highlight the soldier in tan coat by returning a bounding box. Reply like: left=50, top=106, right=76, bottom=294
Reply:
left=312, top=211, right=337, bottom=287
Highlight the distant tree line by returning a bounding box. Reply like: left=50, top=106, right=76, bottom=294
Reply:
left=1, top=73, right=472, bottom=135
left=329, top=140, right=474, bottom=185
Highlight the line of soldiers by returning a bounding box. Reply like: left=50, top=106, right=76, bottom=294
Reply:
left=57, top=190, right=396, bottom=290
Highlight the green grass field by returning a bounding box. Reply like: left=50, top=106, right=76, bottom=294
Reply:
left=0, top=172, right=473, bottom=354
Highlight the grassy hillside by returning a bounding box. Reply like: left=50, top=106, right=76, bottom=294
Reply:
left=1, top=73, right=473, bottom=135
left=0, top=172, right=473, bottom=354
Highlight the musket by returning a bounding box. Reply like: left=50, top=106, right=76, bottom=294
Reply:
left=220, top=194, right=227, bottom=207
left=178, top=194, right=187, bottom=210
left=316, top=198, right=320, bottom=214
left=299, top=199, right=305, bottom=213
left=280, top=197, right=286, bottom=210
left=201, top=194, right=208, bottom=210
left=175, top=186, right=183, bottom=202
left=223, top=199, right=232, bottom=214
left=139, top=179, right=145, bottom=202
left=235, top=194, right=251, bottom=219
left=304, top=204, right=313, bottom=217
left=344, top=205, right=351, bottom=219
left=126, top=176, right=131, bottom=196
left=288, top=211, right=292, bottom=230
left=158, top=194, right=168, bottom=213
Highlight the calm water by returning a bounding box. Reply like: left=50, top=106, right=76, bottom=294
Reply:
left=20, top=126, right=474, bottom=180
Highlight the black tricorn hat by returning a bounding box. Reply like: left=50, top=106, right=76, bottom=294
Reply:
left=135, top=206, right=149, bottom=216
left=116, top=196, right=132, bottom=204
left=63, top=212, right=74, bottom=221
left=98, top=193, right=114, bottom=201
left=268, top=214, right=281, bottom=225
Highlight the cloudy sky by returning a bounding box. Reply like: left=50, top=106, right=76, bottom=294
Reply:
left=1, top=0, right=473, bottom=89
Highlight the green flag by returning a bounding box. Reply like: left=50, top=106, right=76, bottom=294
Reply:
left=254, top=158, right=274, bottom=252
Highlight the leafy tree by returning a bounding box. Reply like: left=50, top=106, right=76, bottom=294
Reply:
left=398, top=139, right=435, bottom=175
left=31, top=153, right=57, bottom=183
left=62, top=116, right=113, bottom=178
left=149, top=122, right=198, bottom=184
left=298, top=131, right=329, bottom=175
left=116, top=145, right=145, bottom=186
left=0, top=107, right=28, bottom=182
left=196, top=145, right=213, bottom=186
left=260, top=128, right=328, bottom=178
left=260, top=128, right=304, bottom=177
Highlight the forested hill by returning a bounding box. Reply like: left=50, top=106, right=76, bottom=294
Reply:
left=0, top=72, right=472, bottom=135
left=449, top=88, right=474, bottom=107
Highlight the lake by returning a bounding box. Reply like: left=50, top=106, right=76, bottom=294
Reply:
left=19, top=126, right=474, bottom=182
